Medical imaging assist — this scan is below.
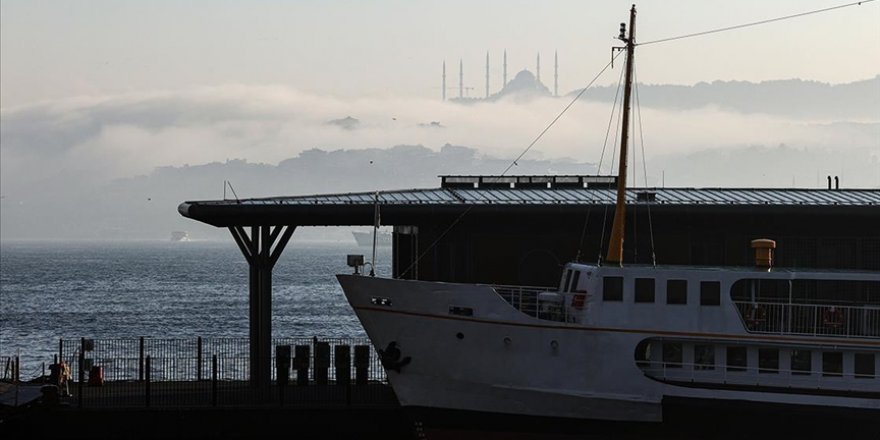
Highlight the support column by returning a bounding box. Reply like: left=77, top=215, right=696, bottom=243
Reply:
left=230, top=224, right=296, bottom=387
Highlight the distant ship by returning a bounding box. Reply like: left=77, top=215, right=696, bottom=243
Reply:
left=352, top=230, right=391, bottom=247
left=170, top=231, right=189, bottom=242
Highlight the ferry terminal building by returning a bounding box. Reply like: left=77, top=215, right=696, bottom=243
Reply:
left=178, top=174, right=880, bottom=385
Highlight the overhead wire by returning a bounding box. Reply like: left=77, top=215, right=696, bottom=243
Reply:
left=498, top=50, right=625, bottom=177
left=583, top=55, right=627, bottom=262
left=401, top=0, right=874, bottom=276
left=631, top=91, right=638, bottom=263
left=398, top=51, right=624, bottom=279
left=638, top=0, right=875, bottom=46
left=597, top=63, right=627, bottom=175
left=634, top=65, right=657, bottom=266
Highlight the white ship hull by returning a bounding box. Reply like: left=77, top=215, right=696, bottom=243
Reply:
left=338, top=275, right=664, bottom=422
left=338, top=268, right=880, bottom=425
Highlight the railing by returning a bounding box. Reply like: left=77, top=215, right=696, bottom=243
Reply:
left=491, top=284, right=571, bottom=322
left=640, top=360, right=879, bottom=392
left=25, top=336, right=396, bottom=409
left=734, top=301, right=880, bottom=338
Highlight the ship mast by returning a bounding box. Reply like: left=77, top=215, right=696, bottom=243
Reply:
left=606, top=4, right=636, bottom=266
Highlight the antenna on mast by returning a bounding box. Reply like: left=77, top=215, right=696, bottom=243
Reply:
left=606, top=4, right=637, bottom=266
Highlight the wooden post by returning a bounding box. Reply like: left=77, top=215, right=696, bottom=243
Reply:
left=354, top=345, right=370, bottom=386
left=314, top=342, right=330, bottom=385
left=335, top=345, right=352, bottom=405
left=335, top=345, right=351, bottom=386
left=276, top=345, right=291, bottom=406
left=294, top=345, right=310, bottom=386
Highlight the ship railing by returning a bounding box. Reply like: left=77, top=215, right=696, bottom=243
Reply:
left=733, top=301, right=880, bottom=338
left=490, top=284, right=569, bottom=322
left=639, top=360, right=879, bottom=392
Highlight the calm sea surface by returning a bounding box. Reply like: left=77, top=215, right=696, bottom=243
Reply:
left=0, top=239, right=391, bottom=373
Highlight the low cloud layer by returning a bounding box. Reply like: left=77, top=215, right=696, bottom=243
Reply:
left=1, top=83, right=878, bottom=239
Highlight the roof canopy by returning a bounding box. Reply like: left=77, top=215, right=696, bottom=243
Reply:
left=179, top=183, right=879, bottom=228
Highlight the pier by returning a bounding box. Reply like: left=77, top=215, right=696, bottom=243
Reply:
left=1, top=336, right=413, bottom=439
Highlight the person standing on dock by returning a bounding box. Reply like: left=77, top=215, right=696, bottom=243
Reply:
left=49, top=360, right=71, bottom=397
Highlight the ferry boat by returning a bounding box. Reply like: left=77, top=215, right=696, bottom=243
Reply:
left=170, top=230, right=189, bottom=242
left=352, top=230, right=392, bottom=247
left=337, top=5, right=879, bottom=436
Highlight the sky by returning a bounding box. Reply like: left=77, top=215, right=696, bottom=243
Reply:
left=1, top=0, right=879, bottom=239
left=2, top=0, right=879, bottom=106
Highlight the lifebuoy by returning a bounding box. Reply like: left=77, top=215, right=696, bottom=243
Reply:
left=823, top=307, right=844, bottom=327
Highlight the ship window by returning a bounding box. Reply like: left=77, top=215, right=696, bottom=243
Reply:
left=635, top=278, right=655, bottom=303
left=855, top=353, right=875, bottom=379
left=635, top=340, right=651, bottom=368
left=667, top=280, right=687, bottom=305
left=822, top=352, right=843, bottom=377
left=700, top=281, right=721, bottom=306
left=758, top=348, right=779, bottom=374
left=448, top=305, right=474, bottom=317
left=730, top=279, right=880, bottom=307
left=726, top=346, right=747, bottom=372
left=662, top=342, right=682, bottom=368
left=570, top=271, right=581, bottom=292
left=791, top=349, right=811, bottom=375
left=603, top=277, right=623, bottom=302
left=563, top=270, right=573, bottom=292
left=694, top=345, right=715, bottom=370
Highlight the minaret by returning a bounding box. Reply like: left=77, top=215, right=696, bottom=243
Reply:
left=485, top=52, right=490, bottom=98
left=442, top=61, right=446, bottom=101
left=459, top=59, right=464, bottom=98
left=536, top=53, right=541, bottom=84
left=554, top=51, right=558, bottom=97
left=503, top=50, right=508, bottom=88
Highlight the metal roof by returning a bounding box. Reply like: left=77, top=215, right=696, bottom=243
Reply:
left=190, top=187, right=880, bottom=207
left=179, top=185, right=879, bottom=227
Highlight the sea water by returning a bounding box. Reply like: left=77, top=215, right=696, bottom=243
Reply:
left=0, top=239, right=391, bottom=374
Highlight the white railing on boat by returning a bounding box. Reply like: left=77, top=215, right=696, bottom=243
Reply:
left=734, top=301, right=880, bottom=339
left=640, top=360, right=879, bottom=392
left=490, top=285, right=570, bottom=323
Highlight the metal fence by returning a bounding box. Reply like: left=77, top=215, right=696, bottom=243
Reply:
left=36, top=336, right=395, bottom=409
left=735, top=301, right=880, bottom=338
left=492, top=284, right=569, bottom=322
